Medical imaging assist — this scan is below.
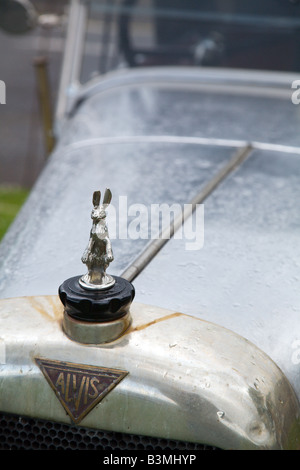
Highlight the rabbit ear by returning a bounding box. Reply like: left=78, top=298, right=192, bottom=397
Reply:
left=102, top=188, right=112, bottom=207
left=93, top=190, right=101, bottom=207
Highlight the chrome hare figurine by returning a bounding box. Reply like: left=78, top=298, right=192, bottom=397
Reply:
left=79, top=189, right=115, bottom=290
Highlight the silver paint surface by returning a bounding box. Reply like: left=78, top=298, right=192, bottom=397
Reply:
left=0, top=140, right=234, bottom=298
left=0, top=68, right=300, bottom=447
left=133, top=148, right=300, bottom=396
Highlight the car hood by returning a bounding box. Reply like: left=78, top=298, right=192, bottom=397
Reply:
left=0, top=66, right=299, bottom=404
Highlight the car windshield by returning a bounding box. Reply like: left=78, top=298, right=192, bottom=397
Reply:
left=80, top=0, right=300, bottom=82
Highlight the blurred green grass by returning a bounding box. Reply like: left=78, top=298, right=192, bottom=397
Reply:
left=0, top=186, right=29, bottom=241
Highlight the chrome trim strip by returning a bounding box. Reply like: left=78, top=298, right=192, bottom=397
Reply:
left=57, top=134, right=300, bottom=156
left=60, top=134, right=249, bottom=150
left=252, top=141, right=300, bottom=155
left=77, top=67, right=298, bottom=104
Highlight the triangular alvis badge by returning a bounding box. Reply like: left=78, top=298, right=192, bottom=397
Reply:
left=36, top=358, right=128, bottom=424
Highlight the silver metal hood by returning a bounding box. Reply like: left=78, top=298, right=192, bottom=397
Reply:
left=0, top=67, right=300, bottom=449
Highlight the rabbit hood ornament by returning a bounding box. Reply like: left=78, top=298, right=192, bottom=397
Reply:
left=79, top=189, right=115, bottom=290
left=58, top=188, right=135, bottom=344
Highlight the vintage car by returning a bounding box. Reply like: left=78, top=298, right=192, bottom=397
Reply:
left=0, top=0, right=300, bottom=451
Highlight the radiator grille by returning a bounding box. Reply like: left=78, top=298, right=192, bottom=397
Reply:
left=0, top=413, right=215, bottom=451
